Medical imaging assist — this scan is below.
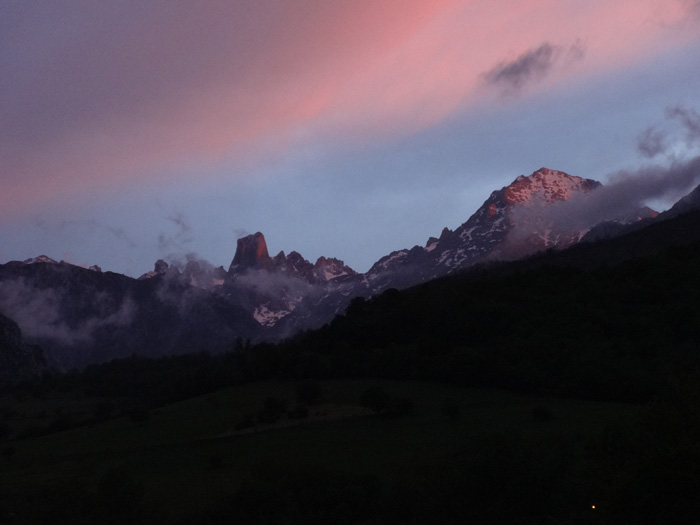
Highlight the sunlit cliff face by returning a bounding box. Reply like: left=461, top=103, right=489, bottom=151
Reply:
left=230, top=232, right=272, bottom=271
left=504, top=168, right=601, bottom=206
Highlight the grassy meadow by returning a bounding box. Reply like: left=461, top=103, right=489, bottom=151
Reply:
left=0, top=379, right=637, bottom=523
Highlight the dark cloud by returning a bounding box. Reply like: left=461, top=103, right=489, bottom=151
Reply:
left=167, top=212, right=192, bottom=235
left=541, top=155, right=700, bottom=233
left=515, top=106, right=700, bottom=234
left=665, top=105, right=700, bottom=145
left=158, top=211, right=194, bottom=252
left=166, top=252, right=216, bottom=273
left=585, top=105, right=700, bottom=224
left=637, top=126, right=668, bottom=158
left=636, top=105, right=700, bottom=160
left=565, top=39, right=586, bottom=62
left=483, top=41, right=585, bottom=95
left=32, top=218, right=137, bottom=248
left=0, top=278, right=135, bottom=345
left=106, top=226, right=137, bottom=248
left=683, top=0, right=700, bottom=20
left=484, top=43, right=557, bottom=91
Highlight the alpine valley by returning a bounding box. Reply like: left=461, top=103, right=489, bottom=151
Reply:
left=0, top=167, right=695, bottom=374
left=5, top=165, right=700, bottom=524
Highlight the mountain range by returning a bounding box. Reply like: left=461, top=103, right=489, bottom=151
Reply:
left=1, top=167, right=696, bottom=375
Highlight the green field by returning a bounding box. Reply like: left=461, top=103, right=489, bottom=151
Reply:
left=0, top=379, right=637, bottom=523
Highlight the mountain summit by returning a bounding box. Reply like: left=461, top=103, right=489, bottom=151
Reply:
left=450, top=167, right=603, bottom=260
left=503, top=167, right=600, bottom=205
left=229, top=232, right=272, bottom=272
left=2, top=165, right=683, bottom=369
left=366, top=168, right=605, bottom=289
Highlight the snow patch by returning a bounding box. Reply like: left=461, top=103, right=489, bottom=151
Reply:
left=320, top=268, right=349, bottom=280
left=254, top=304, right=292, bottom=327
left=23, top=255, right=58, bottom=265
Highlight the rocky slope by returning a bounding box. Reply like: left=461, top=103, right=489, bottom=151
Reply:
left=3, top=166, right=691, bottom=370
left=0, top=259, right=259, bottom=369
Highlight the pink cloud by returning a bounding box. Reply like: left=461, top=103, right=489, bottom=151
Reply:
left=1, top=0, right=696, bottom=216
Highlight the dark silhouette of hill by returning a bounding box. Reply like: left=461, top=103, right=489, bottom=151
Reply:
left=37, top=206, right=700, bottom=402
left=5, top=208, right=700, bottom=525
left=0, top=311, right=46, bottom=385
left=522, top=207, right=700, bottom=271
left=266, top=208, right=700, bottom=401
left=0, top=261, right=260, bottom=369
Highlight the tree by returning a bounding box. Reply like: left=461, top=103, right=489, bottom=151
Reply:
left=441, top=398, right=461, bottom=420
left=360, top=386, right=391, bottom=413
left=296, top=381, right=322, bottom=406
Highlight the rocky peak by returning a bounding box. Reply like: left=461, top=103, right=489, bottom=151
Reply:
left=369, top=168, right=607, bottom=283
left=22, top=255, right=58, bottom=265
left=138, top=259, right=169, bottom=280
left=278, top=251, right=315, bottom=281
left=272, top=250, right=286, bottom=266
left=154, top=259, right=169, bottom=273
left=504, top=167, right=601, bottom=206
left=313, top=257, right=357, bottom=281
left=182, top=260, right=227, bottom=288
left=229, top=232, right=272, bottom=273
left=456, top=168, right=602, bottom=259
left=461, top=168, right=600, bottom=232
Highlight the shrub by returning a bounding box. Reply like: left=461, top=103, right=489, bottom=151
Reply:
left=296, top=381, right=322, bottom=405
left=441, top=398, right=461, bottom=420
left=531, top=405, right=555, bottom=422
left=360, top=386, right=391, bottom=413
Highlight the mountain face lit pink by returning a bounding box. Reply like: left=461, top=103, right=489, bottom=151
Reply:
left=488, top=168, right=603, bottom=259
left=229, top=232, right=272, bottom=272
left=367, top=168, right=640, bottom=285
left=503, top=168, right=601, bottom=205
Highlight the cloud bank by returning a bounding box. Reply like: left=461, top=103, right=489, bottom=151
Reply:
left=0, top=278, right=135, bottom=346
left=637, top=127, right=667, bottom=159
left=1, top=0, right=694, bottom=217
left=483, top=41, right=585, bottom=96
left=545, top=106, right=700, bottom=231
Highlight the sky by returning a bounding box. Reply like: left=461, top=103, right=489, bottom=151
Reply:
left=2, top=0, right=700, bottom=277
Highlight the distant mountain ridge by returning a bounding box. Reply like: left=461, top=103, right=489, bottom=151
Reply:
left=0, top=260, right=259, bottom=369
left=364, top=168, right=603, bottom=286
left=3, top=166, right=698, bottom=371
left=227, top=231, right=356, bottom=284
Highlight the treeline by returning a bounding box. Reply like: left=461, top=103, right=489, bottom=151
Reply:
left=8, top=235, right=700, bottom=408
left=270, top=240, right=700, bottom=402
left=4, top=229, right=700, bottom=523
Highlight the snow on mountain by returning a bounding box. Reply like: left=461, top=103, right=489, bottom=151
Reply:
left=254, top=304, right=294, bottom=327
left=22, top=255, right=58, bottom=265
left=269, top=166, right=667, bottom=338
left=5, top=166, right=684, bottom=367
left=361, top=167, right=604, bottom=290
left=504, top=168, right=600, bottom=205
left=224, top=233, right=358, bottom=327
left=436, top=168, right=602, bottom=265
left=21, top=255, right=102, bottom=272
left=313, top=256, right=357, bottom=282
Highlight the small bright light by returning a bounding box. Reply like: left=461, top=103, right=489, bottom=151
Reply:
left=591, top=505, right=596, bottom=510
